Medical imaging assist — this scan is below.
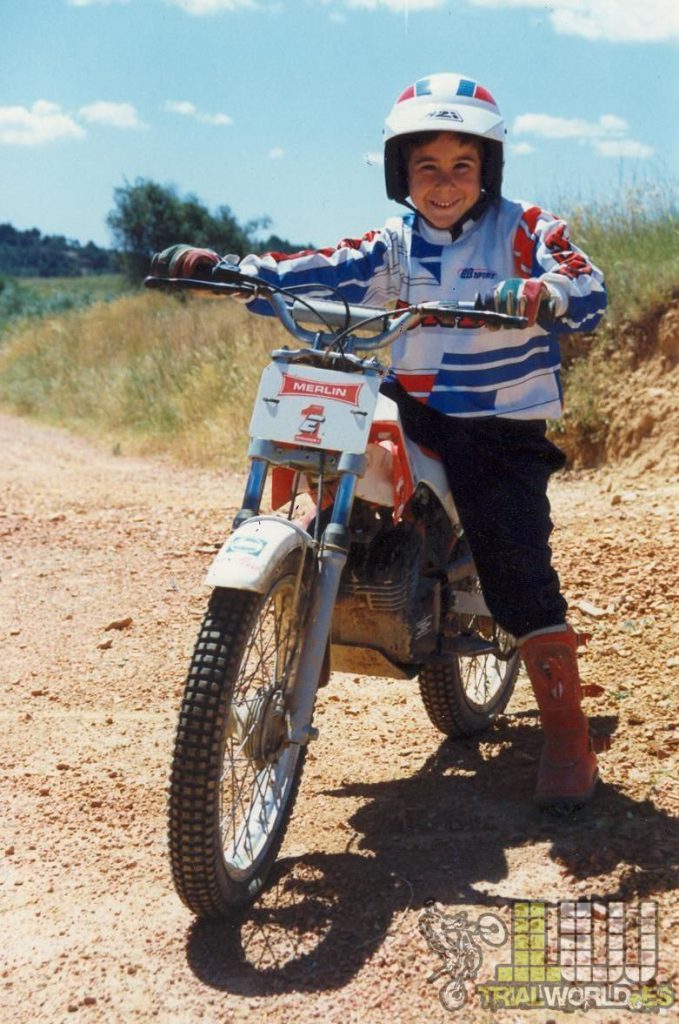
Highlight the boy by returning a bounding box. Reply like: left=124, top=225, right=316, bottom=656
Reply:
left=153, top=72, right=607, bottom=809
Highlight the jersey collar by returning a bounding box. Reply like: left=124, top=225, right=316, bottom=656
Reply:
left=414, top=192, right=492, bottom=244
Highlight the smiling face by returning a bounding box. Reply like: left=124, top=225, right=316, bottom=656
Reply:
left=406, top=132, right=483, bottom=230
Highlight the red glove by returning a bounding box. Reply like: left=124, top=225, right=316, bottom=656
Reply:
left=493, top=278, right=550, bottom=326
left=150, top=244, right=220, bottom=280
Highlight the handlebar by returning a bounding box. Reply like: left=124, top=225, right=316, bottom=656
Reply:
left=144, top=271, right=529, bottom=352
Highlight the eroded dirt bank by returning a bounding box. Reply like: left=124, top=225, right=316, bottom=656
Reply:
left=1, top=413, right=677, bottom=1024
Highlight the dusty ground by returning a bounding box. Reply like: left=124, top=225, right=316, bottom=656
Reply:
left=1, top=411, right=677, bottom=1024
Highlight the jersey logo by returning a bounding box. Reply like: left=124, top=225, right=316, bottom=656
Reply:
left=459, top=267, right=497, bottom=280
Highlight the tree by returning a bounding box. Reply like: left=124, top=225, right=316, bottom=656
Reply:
left=0, top=222, right=114, bottom=278
left=107, top=179, right=265, bottom=281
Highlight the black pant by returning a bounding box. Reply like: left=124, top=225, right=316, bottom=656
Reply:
left=381, top=380, right=568, bottom=638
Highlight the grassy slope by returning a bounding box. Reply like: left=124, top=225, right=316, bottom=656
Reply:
left=551, top=190, right=679, bottom=463
left=1, top=193, right=677, bottom=468
left=0, top=288, right=289, bottom=466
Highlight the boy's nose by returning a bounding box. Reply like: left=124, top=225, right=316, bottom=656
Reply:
left=435, top=169, right=457, bottom=188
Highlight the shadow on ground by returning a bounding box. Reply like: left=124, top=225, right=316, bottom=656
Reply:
left=185, top=711, right=677, bottom=995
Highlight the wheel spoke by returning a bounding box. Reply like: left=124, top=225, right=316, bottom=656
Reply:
left=419, top=553, right=519, bottom=738
left=217, top=570, right=307, bottom=878
left=168, top=558, right=313, bottom=916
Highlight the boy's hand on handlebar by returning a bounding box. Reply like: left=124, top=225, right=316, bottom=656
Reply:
left=150, top=244, right=220, bottom=281
left=493, top=278, right=553, bottom=327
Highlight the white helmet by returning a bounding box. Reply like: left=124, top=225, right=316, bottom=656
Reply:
left=384, top=72, right=505, bottom=205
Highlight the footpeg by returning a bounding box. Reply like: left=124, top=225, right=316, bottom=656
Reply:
left=443, top=633, right=499, bottom=657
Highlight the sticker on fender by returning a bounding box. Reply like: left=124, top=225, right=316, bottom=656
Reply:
left=250, top=362, right=380, bottom=454
left=226, top=535, right=267, bottom=556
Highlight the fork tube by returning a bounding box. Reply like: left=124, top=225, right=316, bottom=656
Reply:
left=329, top=470, right=357, bottom=526
left=287, top=456, right=364, bottom=745
left=233, top=457, right=267, bottom=529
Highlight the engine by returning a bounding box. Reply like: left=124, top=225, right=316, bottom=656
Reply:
left=331, top=494, right=451, bottom=673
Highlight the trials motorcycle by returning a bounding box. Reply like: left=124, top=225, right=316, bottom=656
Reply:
left=145, top=266, right=527, bottom=918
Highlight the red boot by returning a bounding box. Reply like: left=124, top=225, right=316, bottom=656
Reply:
left=520, top=625, right=598, bottom=809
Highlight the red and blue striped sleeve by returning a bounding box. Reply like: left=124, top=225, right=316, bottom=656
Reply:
left=513, top=206, right=607, bottom=334
left=238, top=227, right=401, bottom=316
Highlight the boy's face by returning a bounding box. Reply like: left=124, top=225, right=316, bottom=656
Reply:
left=407, top=133, right=483, bottom=230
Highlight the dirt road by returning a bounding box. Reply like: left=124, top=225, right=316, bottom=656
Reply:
left=1, top=412, right=677, bottom=1024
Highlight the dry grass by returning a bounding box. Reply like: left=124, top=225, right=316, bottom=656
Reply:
left=1, top=187, right=678, bottom=469
left=0, top=291, right=289, bottom=467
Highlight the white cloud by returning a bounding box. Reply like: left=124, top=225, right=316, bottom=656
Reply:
left=513, top=111, right=653, bottom=160
left=267, top=147, right=284, bottom=159
left=165, top=100, right=197, bottom=117
left=0, top=101, right=85, bottom=146
left=513, top=113, right=628, bottom=140
left=164, top=100, right=233, bottom=125
left=466, top=0, right=679, bottom=43
left=68, top=0, right=130, bottom=5
left=168, top=0, right=259, bottom=12
left=346, top=0, right=443, bottom=10
left=329, top=10, right=346, bottom=21
left=593, top=139, right=655, bottom=159
left=363, top=151, right=384, bottom=166
left=509, top=142, right=535, bottom=155
left=78, top=101, right=145, bottom=128
left=200, top=112, right=233, bottom=125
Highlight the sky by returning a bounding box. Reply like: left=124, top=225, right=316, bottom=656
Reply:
left=1, top=0, right=678, bottom=252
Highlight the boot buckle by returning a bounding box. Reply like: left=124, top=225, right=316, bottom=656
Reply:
left=590, top=731, right=612, bottom=753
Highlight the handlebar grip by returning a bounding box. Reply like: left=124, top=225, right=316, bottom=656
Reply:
left=420, top=300, right=528, bottom=330
left=536, top=297, right=557, bottom=329
left=478, top=289, right=557, bottom=329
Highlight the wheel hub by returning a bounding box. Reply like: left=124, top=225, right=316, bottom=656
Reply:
left=232, top=687, right=287, bottom=769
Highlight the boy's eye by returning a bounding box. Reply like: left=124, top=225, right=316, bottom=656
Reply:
left=413, top=158, right=477, bottom=173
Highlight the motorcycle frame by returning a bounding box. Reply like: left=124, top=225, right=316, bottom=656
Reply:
left=144, top=275, right=528, bottom=750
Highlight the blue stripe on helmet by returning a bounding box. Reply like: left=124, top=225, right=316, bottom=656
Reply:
left=457, top=79, right=476, bottom=97
left=415, top=78, right=432, bottom=97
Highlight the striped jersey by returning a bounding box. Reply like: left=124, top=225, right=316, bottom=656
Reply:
left=239, top=198, right=606, bottom=420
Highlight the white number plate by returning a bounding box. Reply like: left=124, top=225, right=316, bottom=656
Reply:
left=249, top=362, right=380, bottom=454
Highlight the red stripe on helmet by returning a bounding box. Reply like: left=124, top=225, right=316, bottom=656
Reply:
left=397, top=84, right=415, bottom=103
left=473, top=84, right=497, bottom=105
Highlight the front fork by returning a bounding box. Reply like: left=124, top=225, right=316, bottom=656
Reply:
left=235, top=450, right=365, bottom=746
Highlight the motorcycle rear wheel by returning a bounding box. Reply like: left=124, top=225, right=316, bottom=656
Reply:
left=419, top=643, right=518, bottom=738
left=418, top=569, right=519, bottom=738
left=168, top=556, right=311, bottom=917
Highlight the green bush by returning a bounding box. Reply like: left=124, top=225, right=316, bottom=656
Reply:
left=565, top=184, right=679, bottom=324
left=0, top=275, right=129, bottom=341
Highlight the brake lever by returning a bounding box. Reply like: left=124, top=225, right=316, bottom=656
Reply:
left=143, top=275, right=259, bottom=298
left=211, top=261, right=247, bottom=285
left=418, top=300, right=528, bottom=330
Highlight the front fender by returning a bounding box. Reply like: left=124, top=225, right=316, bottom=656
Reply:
left=205, top=516, right=312, bottom=593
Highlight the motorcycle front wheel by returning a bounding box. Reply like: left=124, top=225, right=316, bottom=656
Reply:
left=168, top=555, right=312, bottom=917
